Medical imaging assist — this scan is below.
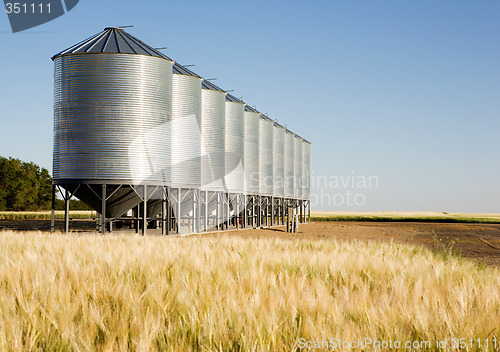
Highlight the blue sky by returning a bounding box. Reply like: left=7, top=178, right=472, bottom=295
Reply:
left=1, top=0, right=499, bottom=212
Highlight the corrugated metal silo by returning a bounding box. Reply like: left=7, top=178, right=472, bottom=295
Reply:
left=259, top=115, right=274, bottom=196
left=284, top=130, right=295, bottom=198
left=171, top=63, right=202, bottom=188
left=52, top=27, right=173, bottom=217
left=294, top=135, right=303, bottom=198
left=302, top=140, right=311, bottom=200
left=201, top=80, right=226, bottom=190
left=244, top=106, right=260, bottom=194
left=225, top=93, right=245, bottom=193
left=273, top=122, right=285, bottom=197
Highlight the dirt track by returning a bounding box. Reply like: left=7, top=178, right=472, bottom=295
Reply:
left=1, top=220, right=500, bottom=266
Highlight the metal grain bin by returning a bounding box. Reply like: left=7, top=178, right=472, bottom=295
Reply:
left=284, top=129, right=295, bottom=197
left=244, top=106, right=260, bottom=194
left=273, top=122, right=285, bottom=197
left=294, top=135, right=303, bottom=198
left=52, top=27, right=173, bottom=217
left=302, top=140, right=311, bottom=200
left=201, top=80, right=226, bottom=191
left=259, top=115, right=274, bottom=196
left=225, top=93, right=245, bottom=194
left=171, top=63, right=202, bottom=188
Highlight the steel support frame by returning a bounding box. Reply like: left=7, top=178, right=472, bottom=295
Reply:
left=51, top=181, right=310, bottom=235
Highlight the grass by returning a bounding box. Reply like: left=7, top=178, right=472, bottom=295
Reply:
left=0, top=211, right=95, bottom=220
left=0, top=231, right=499, bottom=351
left=311, top=211, right=500, bottom=224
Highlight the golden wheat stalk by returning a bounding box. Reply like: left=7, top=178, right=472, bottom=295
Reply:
left=0, top=231, right=498, bottom=351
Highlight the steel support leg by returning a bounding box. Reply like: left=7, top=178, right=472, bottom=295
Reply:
left=197, top=190, right=201, bottom=233
left=101, top=185, right=106, bottom=234
left=235, top=194, right=239, bottom=230
left=166, top=196, right=171, bottom=236
left=204, top=191, right=208, bottom=231
left=215, top=193, right=220, bottom=230
left=270, top=197, right=274, bottom=226
left=64, top=189, right=70, bottom=234
left=135, top=204, right=139, bottom=233
left=50, top=185, right=55, bottom=233
left=286, top=206, right=289, bottom=232
left=308, top=201, right=311, bottom=222
left=256, top=197, right=259, bottom=228
left=251, top=196, right=255, bottom=228
left=224, top=195, right=227, bottom=230
left=258, top=197, right=261, bottom=228
left=252, top=196, right=254, bottom=228
left=299, top=201, right=302, bottom=224
left=142, top=184, right=147, bottom=236
left=162, top=187, right=166, bottom=235
left=226, top=194, right=229, bottom=229
left=191, top=190, right=196, bottom=234
left=242, top=196, right=246, bottom=228
left=282, top=199, right=285, bottom=225
left=222, top=193, right=225, bottom=230
left=176, top=188, right=181, bottom=233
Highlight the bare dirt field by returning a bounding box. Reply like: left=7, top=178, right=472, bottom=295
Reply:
left=2, top=219, right=500, bottom=266
left=230, top=221, right=500, bottom=267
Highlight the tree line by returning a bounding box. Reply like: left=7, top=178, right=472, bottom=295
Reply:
left=0, top=156, right=90, bottom=211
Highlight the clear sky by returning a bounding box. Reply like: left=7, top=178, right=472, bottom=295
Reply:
left=1, top=0, right=499, bottom=212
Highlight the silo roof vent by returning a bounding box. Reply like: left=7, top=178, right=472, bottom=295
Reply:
left=51, top=27, right=172, bottom=61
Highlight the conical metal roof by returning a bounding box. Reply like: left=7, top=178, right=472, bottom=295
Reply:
left=172, top=62, right=202, bottom=77
left=226, top=93, right=244, bottom=104
left=260, top=113, right=273, bottom=121
left=244, top=105, right=260, bottom=113
left=202, top=79, right=225, bottom=92
left=274, top=120, right=285, bottom=129
left=52, top=27, right=172, bottom=61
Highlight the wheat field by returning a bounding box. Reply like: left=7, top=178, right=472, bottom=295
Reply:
left=310, top=211, right=500, bottom=224
left=0, top=231, right=499, bottom=351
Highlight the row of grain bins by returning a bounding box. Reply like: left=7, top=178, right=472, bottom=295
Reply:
left=51, top=27, right=310, bottom=234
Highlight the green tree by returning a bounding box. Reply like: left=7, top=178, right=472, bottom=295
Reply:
left=0, top=156, right=52, bottom=211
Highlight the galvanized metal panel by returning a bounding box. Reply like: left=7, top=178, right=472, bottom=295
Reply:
left=302, top=141, right=311, bottom=200
left=294, top=135, right=303, bottom=198
left=171, top=73, right=202, bottom=188
left=259, top=117, right=274, bottom=195
left=225, top=98, right=245, bottom=193
left=53, top=53, right=172, bottom=183
left=284, top=130, right=294, bottom=197
left=273, top=123, right=285, bottom=197
left=244, top=109, right=260, bottom=194
left=201, top=87, right=226, bottom=190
